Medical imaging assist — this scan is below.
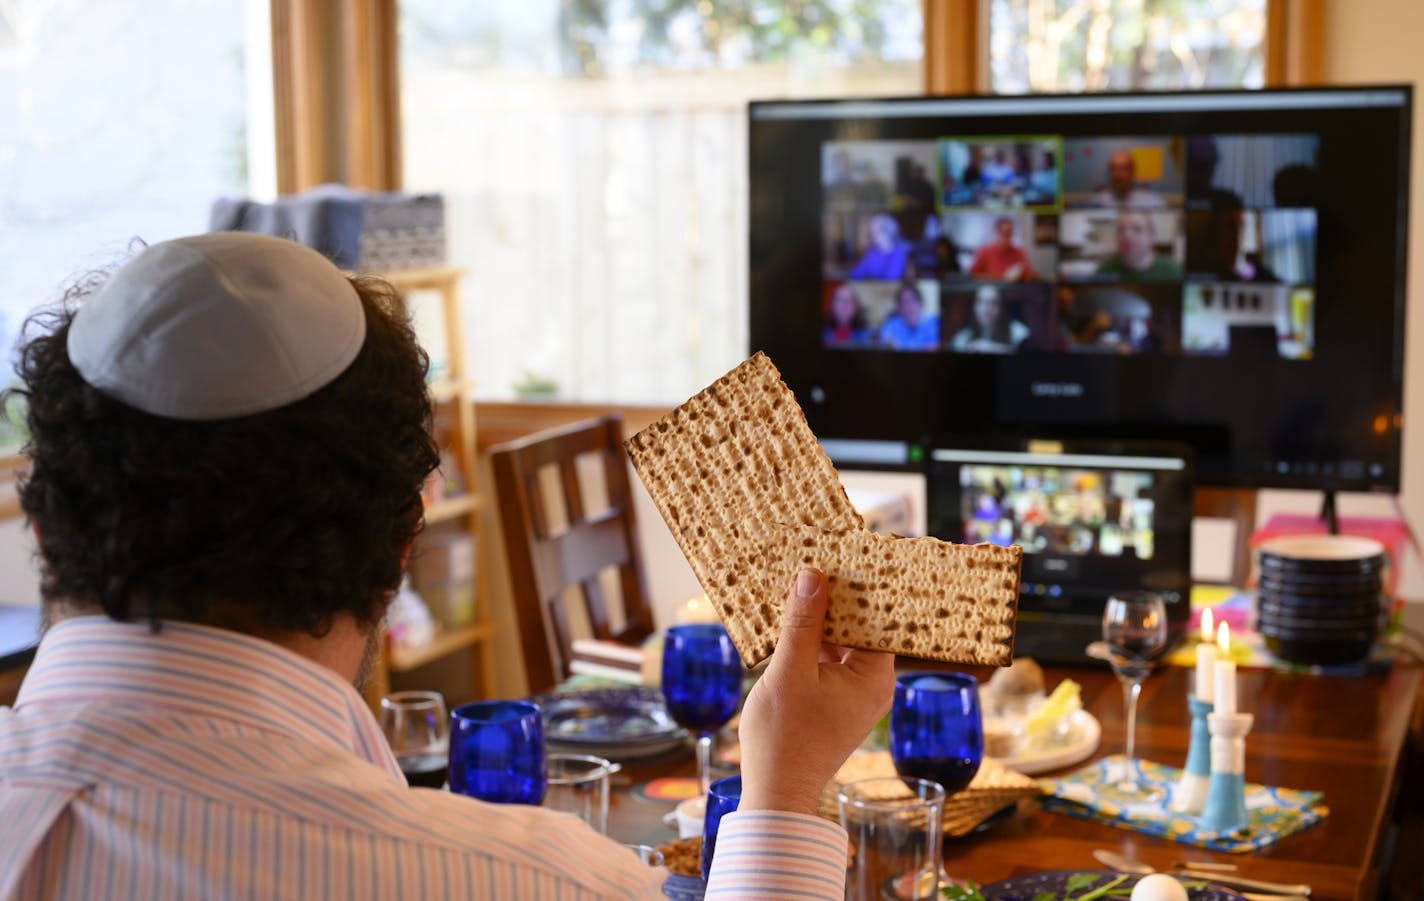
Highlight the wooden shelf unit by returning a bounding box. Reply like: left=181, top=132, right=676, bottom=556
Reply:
left=362, top=266, right=496, bottom=711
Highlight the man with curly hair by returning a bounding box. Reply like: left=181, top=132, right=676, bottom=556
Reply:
left=0, top=233, right=892, bottom=899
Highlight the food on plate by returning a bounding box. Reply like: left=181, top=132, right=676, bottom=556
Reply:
left=1023, top=678, right=1082, bottom=746
left=981, top=675, right=1082, bottom=760
left=625, top=351, right=1022, bottom=668
left=986, top=657, right=1045, bottom=702
left=655, top=836, right=702, bottom=877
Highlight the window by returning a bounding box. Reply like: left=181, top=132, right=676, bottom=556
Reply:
left=988, top=0, right=1267, bottom=94
left=399, top=0, right=922, bottom=404
left=0, top=0, right=273, bottom=451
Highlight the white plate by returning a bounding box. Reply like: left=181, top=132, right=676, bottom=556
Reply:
left=990, top=709, right=1100, bottom=775
left=547, top=735, right=688, bottom=761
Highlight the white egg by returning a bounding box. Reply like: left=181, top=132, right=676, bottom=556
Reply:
left=1130, top=873, right=1190, bottom=901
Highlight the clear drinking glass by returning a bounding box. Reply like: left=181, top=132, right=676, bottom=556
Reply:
left=839, top=776, right=946, bottom=901
left=660, top=624, right=742, bottom=796
left=1102, top=590, right=1169, bottom=802
left=379, top=691, right=450, bottom=789
left=544, top=753, right=614, bottom=834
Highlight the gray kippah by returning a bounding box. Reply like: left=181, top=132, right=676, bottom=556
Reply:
left=68, top=232, right=367, bottom=420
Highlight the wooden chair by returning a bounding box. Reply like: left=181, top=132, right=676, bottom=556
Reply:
left=490, top=415, right=656, bottom=693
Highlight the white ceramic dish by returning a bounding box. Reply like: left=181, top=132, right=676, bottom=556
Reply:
left=990, top=709, right=1100, bottom=776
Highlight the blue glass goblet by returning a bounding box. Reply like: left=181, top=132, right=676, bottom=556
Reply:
left=448, top=700, right=546, bottom=805
left=661, top=624, right=742, bottom=796
left=701, top=774, right=742, bottom=879
left=889, top=672, right=984, bottom=797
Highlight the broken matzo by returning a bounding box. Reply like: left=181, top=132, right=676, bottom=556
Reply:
left=624, top=351, right=1021, bottom=667
left=710, top=519, right=1019, bottom=666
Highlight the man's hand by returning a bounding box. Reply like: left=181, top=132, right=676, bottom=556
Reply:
left=736, top=568, right=896, bottom=815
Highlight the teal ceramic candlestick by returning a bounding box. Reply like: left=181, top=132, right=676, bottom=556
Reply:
left=1199, top=711, right=1254, bottom=833
left=1169, top=694, right=1213, bottom=815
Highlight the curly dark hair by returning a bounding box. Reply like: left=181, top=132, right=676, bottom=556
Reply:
left=7, top=272, right=440, bottom=636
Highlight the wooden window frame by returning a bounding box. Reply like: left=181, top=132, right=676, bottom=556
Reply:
left=923, top=0, right=1323, bottom=95
left=269, top=2, right=1323, bottom=188
left=270, top=0, right=401, bottom=194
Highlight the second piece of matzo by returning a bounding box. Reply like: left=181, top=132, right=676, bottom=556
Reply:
left=710, top=519, right=1021, bottom=666
left=624, top=352, right=864, bottom=664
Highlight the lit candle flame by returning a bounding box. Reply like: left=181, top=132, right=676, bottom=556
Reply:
left=1201, top=607, right=1214, bottom=643
left=1217, top=621, right=1231, bottom=654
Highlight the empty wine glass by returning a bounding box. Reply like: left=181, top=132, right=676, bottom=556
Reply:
left=1102, top=591, right=1169, bottom=802
left=889, top=672, right=984, bottom=797
left=379, top=691, right=449, bottom=788
left=661, top=624, right=742, bottom=796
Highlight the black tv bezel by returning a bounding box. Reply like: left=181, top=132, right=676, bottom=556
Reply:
left=748, top=85, right=1411, bottom=494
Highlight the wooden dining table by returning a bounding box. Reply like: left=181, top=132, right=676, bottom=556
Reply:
left=605, top=660, right=1423, bottom=901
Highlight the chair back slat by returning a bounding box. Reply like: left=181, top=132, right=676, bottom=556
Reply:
left=579, top=577, right=613, bottom=640
left=530, top=512, right=632, bottom=596
left=560, top=459, right=587, bottom=523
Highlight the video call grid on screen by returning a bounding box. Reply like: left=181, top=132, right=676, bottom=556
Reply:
left=820, top=130, right=1321, bottom=359
left=754, top=88, right=1410, bottom=492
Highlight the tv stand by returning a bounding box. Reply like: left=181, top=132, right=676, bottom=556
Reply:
left=1320, top=489, right=1340, bottom=535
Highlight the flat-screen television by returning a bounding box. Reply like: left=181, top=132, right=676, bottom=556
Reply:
left=748, top=87, right=1411, bottom=492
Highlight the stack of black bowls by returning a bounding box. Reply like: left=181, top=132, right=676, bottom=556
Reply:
left=1255, top=535, right=1387, bottom=666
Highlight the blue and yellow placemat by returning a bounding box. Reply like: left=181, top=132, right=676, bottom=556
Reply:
left=1039, top=756, right=1327, bottom=853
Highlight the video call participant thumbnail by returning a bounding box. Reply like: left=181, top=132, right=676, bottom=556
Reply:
left=848, top=213, right=911, bottom=280
left=877, top=281, right=942, bottom=351
left=822, top=283, right=874, bottom=348
left=1181, top=282, right=1316, bottom=361
left=1096, top=211, right=1183, bottom=281
left=1055, top=283, right=1182, bottom=355
left=1185, top=134, right=1319, bottom=210
left=944, top=283, right=1053, bottom=354
left=941, top=212, right=1055, bottom=283
left=1184, top=208, right=1316, bottom=283
left=939, top=137, right=1061, bottom=211
left=968, top=216, right=1038, bottom=281
left=1057, top=211, right=1182, bottom=281
left=1063, top=137, right=1183, bottom=210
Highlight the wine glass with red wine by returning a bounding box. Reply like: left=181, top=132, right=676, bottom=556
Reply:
left=1102, top=591, right=1169, bottom=802
left=889, top=672, right=984, bottom=797
left=380, top=691, right=450, bottom=789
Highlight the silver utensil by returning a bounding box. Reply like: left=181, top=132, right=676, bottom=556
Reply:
left=1093, top=849, right=1311, bottom=898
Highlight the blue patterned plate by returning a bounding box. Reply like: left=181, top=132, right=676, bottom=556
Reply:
left=975, top=870, right=1245, bottom=901
left=531, top=687, right=688, bottom=755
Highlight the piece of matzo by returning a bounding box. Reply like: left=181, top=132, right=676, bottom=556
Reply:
left=710, top=519, right=1020, bottom=666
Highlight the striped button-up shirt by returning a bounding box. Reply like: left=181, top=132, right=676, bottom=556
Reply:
left=0, top=617, right=847, bottom=899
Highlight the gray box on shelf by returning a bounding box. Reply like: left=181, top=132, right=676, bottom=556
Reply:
left=210, top=185, right=445, bottom=271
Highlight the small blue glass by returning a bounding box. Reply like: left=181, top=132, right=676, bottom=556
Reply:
left=889, top=672, right=984, bottom=797
left=448, top=700, right=546, bottom=805
left=661, top=623, right=742, bottom=795
left=700, top=775, right=742, bottom=880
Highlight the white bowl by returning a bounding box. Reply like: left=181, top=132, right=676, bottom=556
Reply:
left=674, top=796, right=706, bottom=839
